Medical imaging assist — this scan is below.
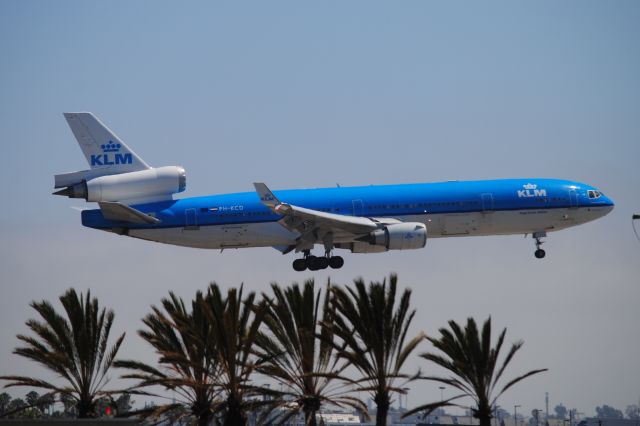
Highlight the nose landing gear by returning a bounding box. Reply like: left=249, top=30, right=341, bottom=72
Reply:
left=291, top=250, right=344, bottom=271
left=533, top=232, right=546, bottom=259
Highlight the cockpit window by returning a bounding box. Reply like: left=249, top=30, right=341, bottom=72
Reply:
left=588, top=190, right=602, bottom=199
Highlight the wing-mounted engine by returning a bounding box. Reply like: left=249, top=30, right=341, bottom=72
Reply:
left=355, top=222, right=427, bottom=251
left=341, top=242, right=390, bottom=253
left=54, top=166, right=186, bottom=203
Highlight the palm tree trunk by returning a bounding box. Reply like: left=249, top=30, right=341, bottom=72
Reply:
left=224, top=411, right=246, bottom=426
left=376, top=405, right=389, bottom=425
left=224, top=396, right=247, bottom=426
left=305, top=409, right=318, bottom=426
left=477, top=402, right=492, bottom=426
left=77, top=398, right=91, bottom=418
left=375, top=392, right=389, bottom=426
left=199, top=412, right=211, bottom=426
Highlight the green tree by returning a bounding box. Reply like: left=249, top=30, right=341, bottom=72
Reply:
left=596, top=405, right=623, bottom=419
left=6, top=398, right=27, bottom=418
left=554, top=404, right=567, bottom=419
left=115, top=292, right=219, bottom=426
left=24, top=391, right=42, bottom=417
left=25, top=391, right=39, bottom=408
left=329, top=274, right=425, bottom=426
left=115, top=393, right=133, bottom=415
left=0, top=392, right=10, bottom=416
left=198, top=283, right=270, bottom=426
left=626, top=405, right=640, bottom=420
left=60, top=392, right=77, bottom=417
left=0, top=289, right=125, bottom=418
left=405, top=317, right=546, bottom=426
left=256, top=280, right=366, bottom=426
left=37, top=393, right=55, bottom=416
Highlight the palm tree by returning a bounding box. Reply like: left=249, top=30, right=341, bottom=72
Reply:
left=114, top=291, right=219, bottom=426
left=0, top=288, right=125, bottom=418
left=329, top=274, right=425, bottom=426
left=198, top=283, right=270, bottom=426
left=0, top=392, right=10, bottom=416
left=256, top=280, right=366, bottom=426
left=405, top=317, right=547, bottom=426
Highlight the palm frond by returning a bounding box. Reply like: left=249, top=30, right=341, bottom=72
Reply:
left=402, top=394, right=466, bottom=418
left=493, top=368, right=548, bottom=403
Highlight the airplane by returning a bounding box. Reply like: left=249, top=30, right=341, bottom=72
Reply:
left=54, top=113, right=615, bottom=271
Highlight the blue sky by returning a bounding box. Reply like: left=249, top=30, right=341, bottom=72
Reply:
left=1, top=0, right=639, bottom=415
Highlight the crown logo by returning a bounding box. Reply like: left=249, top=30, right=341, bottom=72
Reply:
left=523, top=183, right=537, bottom=190
left=101, top=140, right=121, bottom=153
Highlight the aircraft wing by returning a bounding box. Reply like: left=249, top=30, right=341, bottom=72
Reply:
left=253, top=183, right=378, bottom=236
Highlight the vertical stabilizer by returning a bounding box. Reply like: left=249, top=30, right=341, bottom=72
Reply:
left=63, top=112, right=150, bottom=172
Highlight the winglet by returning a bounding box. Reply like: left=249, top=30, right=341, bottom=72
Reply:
left=253, top=182, right=280, bottom=209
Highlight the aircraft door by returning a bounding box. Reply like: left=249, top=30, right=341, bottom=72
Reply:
left=481, top=193, right=494, bottom=212
left=569, top=189, right=579, bottom=208
left=185, top=208, right=199, bottom=229
left=479, top=193, right=494, bottom=233
left=352, top=199, right=364, bottom=217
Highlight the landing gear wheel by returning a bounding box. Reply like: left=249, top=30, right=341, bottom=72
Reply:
left=329, top=256, right=344, bottom=269
left=532, top=232, right=547, bottom=260
left=292, top=258, right=307, bottom=271
left=316, top=257, right=329, bottom=270
left=306, top=256, right=320, bottom=271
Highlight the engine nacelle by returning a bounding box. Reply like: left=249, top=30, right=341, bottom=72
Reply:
left=342, top=242, right=390, bottom=254
left=363, top=222, right=427, bottom=250
left=58, top=166, right=186, bottom=202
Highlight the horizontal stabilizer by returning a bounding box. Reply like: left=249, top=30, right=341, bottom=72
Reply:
left=98, top=202, right=160, bottom=224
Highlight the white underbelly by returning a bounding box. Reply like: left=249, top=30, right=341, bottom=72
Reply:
left=423, top=206, right=605, bottom=237
left=126, top=206, right=607, bottom=249
left=129, top=221, right=297, bottom=249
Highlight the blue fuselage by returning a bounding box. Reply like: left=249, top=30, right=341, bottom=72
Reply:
left=82, top=178, right=613, bottom=234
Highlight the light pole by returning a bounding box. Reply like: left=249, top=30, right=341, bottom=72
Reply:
left=439, top=386, right=445, bottom=402
left=514, top=405, right=521, bottom=426
left=264, top=383, right=271, bottom=401
left=403, top=387, right=410, bottom=411
left=569, top=409, right=575, bottom=426
left=532, top=409, right=542, bottom=426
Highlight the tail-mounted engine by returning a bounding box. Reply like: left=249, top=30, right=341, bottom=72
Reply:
left=54, top=166, right=186, bottom=203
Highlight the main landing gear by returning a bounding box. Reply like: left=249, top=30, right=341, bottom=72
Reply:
left=533, top=232, right=546, bottom=259
left=292, top=250, right=344, bottom=271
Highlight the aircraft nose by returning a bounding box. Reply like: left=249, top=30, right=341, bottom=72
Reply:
left=601, top=196, right=615, bottom=216
left=604, top=195, right=615, bottom=208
